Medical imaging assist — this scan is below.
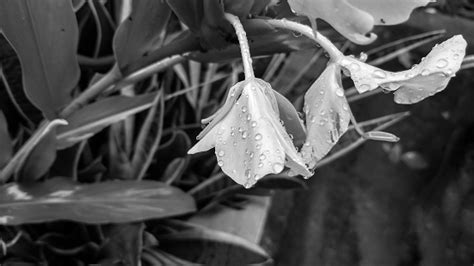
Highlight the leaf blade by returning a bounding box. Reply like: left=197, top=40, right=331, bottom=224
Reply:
left=0, top=178, right=196, bottom=225
left=0, top=0, right=80, bottom=119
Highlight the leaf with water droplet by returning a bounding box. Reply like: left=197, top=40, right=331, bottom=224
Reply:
left=189, top=79, right=310, bottom=186
left=287, top=0, right=432, bottom=44
left=301, top=63, right=350, bottom=168
left=339, top=35, right=467, bottom=104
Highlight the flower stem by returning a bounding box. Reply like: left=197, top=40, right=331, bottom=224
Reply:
left=224, top=13, right=255, bottom=80
left=265, top=19, right=344, bottom=61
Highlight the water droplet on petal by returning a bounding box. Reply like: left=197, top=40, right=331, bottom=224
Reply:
left=342, top=104, right=349, bottom=111
left=259, top=154, right=266, bottom=160
left=421, top=69, right=430, bottom=76
left=272, top=163, right=284, bottom=173
left=350, top=63, right=360, bottom=71
left=217, top=160, right=224, bottom=166
left=241, top=106, right=248, bottom=113
left=258, top=162, right=264, bottom=168
left=373, top=70, right=387, bottom=79
left=255, top=133, right=262, bottom=141
left=242, top=131, right=248, bottom=139
left=335, top=88, right=344, bottom=97
left=246, top=114, right=252, bottom=121
left=218, top=150, right=225, bottom=157
left=436, top=58, right=448, bottom=68
left=251, top=121, right=257, bottom=128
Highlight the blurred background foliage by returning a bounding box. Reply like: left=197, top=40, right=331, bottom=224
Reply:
left=0, top=0, right=473, bottom=265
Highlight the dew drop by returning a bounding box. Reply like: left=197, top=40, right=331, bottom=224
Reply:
left=255, top=133, right=262, bottom=141
left=319, top=89, right=325, bottom=95
left=233, top=141, right=237, bottom=146
left=241, top=106, right=248, bottom=113
left=249, top=152, right=254, bottom=158
left=373, top=70, right=387, bottom=79
left=246, top=114, right=252, bottom=121
left=421, top=69, right=430, bottom=76
left=218, top=150, right=225, bottom=157
left=342, top=104, right=349, bottom=111
left=258, top=162, right=264, bottom=168
left=259, top=154, right=266, bottom=160
left=350, top=63, right=360, bottom=71
left=242, top=131, right=248, bottom=139
left=335, top=88, right=344, bottom=97
left=256, top=143, right=262, bottom=150
left=251, top=121, right=257, bottom=128
left=272, top=163, right=284, bottom=173
left=217, top=160, right=224, bottom=166
left=436, top=58, right=448, bottom=68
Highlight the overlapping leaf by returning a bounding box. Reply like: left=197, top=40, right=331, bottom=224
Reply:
left=113, top=0, right=171, bottom=73
left=287, top=0, right=433, bottom=44
left=56, top=93, right=157, bottom=149
left=0, top=111, right=12, bottom=168
left=0, top=0, right=80, bottom=119
left=0, top=178, right=196, bottom=225
left=300, top=63, right=350, bottom=168
left=339, top=35, right=467, bottom=104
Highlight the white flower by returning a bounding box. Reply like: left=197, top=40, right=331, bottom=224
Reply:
left=188, top=78, right=311, bottom=188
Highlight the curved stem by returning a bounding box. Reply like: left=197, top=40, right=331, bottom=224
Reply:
left=266, top=19, right=344, bottom=61
left=224, top=13, right=255, bottom=80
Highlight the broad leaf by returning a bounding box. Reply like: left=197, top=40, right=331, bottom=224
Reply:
left=301, top=63, right=350, bottom=168
left=113, top=0, right=171, bottom=73
left=287, top=0, right=432, bottom=44
left=56, top=93, right=158, bottom=149
left=0, top=178, right=196, bottom=225
left=159, top=221, right=270, bottom=265
left=339, top=35, right=467, bottom=104
left=0, top=0, right=80, bottom=119
left=0, top=111, right=12, bottom=168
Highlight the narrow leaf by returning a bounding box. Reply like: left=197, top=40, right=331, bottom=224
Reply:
left=56, top=93, right=157, bottom=149
left=0, top=177, right=196, bottom=225
left=113, top=0, right=171, bottom=73
left=0, top=0, right=80, bottom=119
left=0, top=111, right=12, bottom=168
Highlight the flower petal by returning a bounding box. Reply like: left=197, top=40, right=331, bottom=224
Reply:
left=339, top=35, right=467, bottom=104
left=190, top=79, right=309, bottom=187
left=288, top=0, right=376, bottom=44
left=349, top=0, right=433, bottom=25
left=301, top=63, right=351, bottom=168
left=272, top=90, right=306, bottom=147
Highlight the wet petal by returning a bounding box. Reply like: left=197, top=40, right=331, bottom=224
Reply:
left=189, top=79, right=310, bottom=187
left=339, top=35, right=467, bottom=104
left=288, top=0, right=375, bottom=44
left=288, top=0, right=431, bottom=44
left=349, top=0, right=433, bottom=25
left=301, top=63, right=351, bottom=168
left=272, top=90, right=306, bottom=147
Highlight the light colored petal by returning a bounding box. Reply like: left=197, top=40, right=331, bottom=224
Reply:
left=272, top=90, right=306, bottom=147
left=301, top=63, right=351, bottom=168
left=349, top=0, right=434, bottom=25
left=339, top=35, right=467, bottom=104
left=288, top=0, right=376, bottom=44
left=189, top=79, right=310, bottom=187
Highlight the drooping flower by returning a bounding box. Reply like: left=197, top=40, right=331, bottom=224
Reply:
left=188, top=78, right=311, bottom=188
left=287, top=0, right=434, bottom=44
left=338, top=35, right=467, bottom=104
left=299, top=35, right=466, bottom=168
left=301, top=63, right=351, bottom=168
